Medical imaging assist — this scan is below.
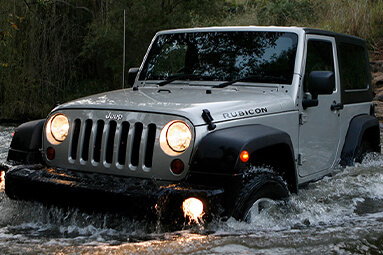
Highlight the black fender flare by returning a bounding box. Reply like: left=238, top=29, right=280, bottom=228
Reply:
left=7, top=119, right=45, bottom=164
left=340, top=114, right=380, bottom=166
left=189, top=125, right=297, bottom=192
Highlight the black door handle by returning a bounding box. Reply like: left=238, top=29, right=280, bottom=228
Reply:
left=331, top=102, right=344, bottom=111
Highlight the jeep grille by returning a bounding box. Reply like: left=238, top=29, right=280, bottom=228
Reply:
left=69, top=119, right=157, bottom=169
left=44, top=110, right=193, bottom=180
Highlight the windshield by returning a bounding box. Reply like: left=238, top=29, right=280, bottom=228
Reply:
left=139, top=31, right=298, bottom=85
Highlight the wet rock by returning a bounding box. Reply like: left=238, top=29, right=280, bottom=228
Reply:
left=374, top=101, right=383, bottom=121
left=374, top=88, right=383, bottom=101
left=303, top=218, right=311, bottom=226
left=292, top=222, right=306, bottom=229
left=371, top=61, right=383, bottom=73
left=371, top=61, right=383, bottom=120
left=373, top=73, right=383, bottom=88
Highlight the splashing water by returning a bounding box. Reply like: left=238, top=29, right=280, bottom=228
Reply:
left=0, top=125, right=13, bottom=163
left=1, top=125, right=383, bottom=254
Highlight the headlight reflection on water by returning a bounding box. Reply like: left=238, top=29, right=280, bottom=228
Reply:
left=0, top=171, right=5, bottom=190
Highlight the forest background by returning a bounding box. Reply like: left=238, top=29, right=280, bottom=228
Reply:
left=1, top=0, right=382, bottom=122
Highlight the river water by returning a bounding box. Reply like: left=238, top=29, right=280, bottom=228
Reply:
left=1, top=125, right=383, bottom=254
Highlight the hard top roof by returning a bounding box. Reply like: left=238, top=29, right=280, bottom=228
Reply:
left=157, top=26, right=366, bottom=46
left=303, top=27, right=366, bottom=45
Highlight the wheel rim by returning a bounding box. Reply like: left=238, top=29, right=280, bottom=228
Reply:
left=246, top=198, right=276, bottom=220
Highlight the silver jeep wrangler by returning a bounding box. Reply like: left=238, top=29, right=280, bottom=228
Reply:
left=2, top=26, right=380, bottom=224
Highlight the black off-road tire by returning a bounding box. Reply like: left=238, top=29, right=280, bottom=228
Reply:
left=355, top=139, right=373, bottom=164
left=232, top=172, right=289, bottom=221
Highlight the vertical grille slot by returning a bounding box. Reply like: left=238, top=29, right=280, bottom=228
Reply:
left=144, top=124, right=156, bottom=168
left=131, top=122, right=143, bottom=167
left=118, top=121, right=130, bottom=165
left=93, top=120, right=104, bottom=163
left=105, top=121, right=117, bottom=164
left=70, top=119, right=81, bottom=160
left=81, top=119, right=92, bottom=161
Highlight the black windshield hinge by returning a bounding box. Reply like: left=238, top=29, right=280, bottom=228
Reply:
left=202, top=109, right=216, bottom=131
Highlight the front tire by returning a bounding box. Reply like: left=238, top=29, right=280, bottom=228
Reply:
left=355, top=139, right=374, bottom=164
left=232, top=172, right=289, bottom=221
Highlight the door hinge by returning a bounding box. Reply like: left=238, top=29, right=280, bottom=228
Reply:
left=331, top=102, right=344, bottom=111
left=299, top=112, right=308, bottom=125
left=298, top=153, right=303, bottom=166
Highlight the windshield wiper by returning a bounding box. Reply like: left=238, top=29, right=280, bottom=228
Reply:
left=157, top=74, right=200, bottom=86
left=214, top=75, right=287, bottom=88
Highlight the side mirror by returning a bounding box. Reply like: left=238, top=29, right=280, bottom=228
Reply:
left=303, top=71, right=334, bottom=108
left=308, top=71, right=334, bottom=99
left=127, top=67, right=139, bottom=87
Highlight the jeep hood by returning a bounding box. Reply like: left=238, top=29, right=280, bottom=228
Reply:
left=56, top=86, right=295, bottom=126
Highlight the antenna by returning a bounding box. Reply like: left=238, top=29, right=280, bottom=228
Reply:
left=122, top=9, right=126, bottom=89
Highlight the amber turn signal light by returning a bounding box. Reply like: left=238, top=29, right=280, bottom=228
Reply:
left=240, top=150, right=249, bottom=162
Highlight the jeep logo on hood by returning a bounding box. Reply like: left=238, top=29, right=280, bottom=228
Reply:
left=106, top=112, right=123, bottom=121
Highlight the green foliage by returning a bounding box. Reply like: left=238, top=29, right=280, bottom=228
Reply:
left=0, top=0, right=93, bottom=120
left=253, top=0, right=316, bottom=26
left=319, top=0, right=371, bottom=39
left=0, top=0, right=382, bottom=121
left=370, top=0, right=383, bottom=46
left=80, top=0, right=226, bottom=92
left=222, top=0, right=318, bottom=26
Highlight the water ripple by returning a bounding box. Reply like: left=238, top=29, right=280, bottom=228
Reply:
left=1, top=125, right=383, bottom=254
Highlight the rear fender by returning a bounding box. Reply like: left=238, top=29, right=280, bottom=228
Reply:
left=340, top=115, right=380, bottom=166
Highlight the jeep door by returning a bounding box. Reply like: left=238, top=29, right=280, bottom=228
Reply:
left=299, top=35, right=342, bottom=177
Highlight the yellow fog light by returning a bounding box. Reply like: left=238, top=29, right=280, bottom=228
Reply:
left=46, top=114, right=69, bottom=143
left=182, top=197, right=204, bottom=223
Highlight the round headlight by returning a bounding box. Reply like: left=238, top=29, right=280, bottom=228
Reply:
left=160, top=120, right=192, bottom=155
left=166, top=121, right=192, bottom=152
left=49, top=114, right=69, bottom=142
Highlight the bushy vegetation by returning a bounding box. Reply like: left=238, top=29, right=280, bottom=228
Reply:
left=0, top=0, right=382, bottom=121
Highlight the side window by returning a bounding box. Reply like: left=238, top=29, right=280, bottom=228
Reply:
left=304, top=40, right=335, bottom=91
left=338, top=43, right=368, bottom=90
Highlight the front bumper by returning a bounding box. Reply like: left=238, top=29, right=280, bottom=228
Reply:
left=4, top=165, right=224, bottom=224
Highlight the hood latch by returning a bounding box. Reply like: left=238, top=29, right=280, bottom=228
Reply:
left=202, top=109, right=216, bottom=131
